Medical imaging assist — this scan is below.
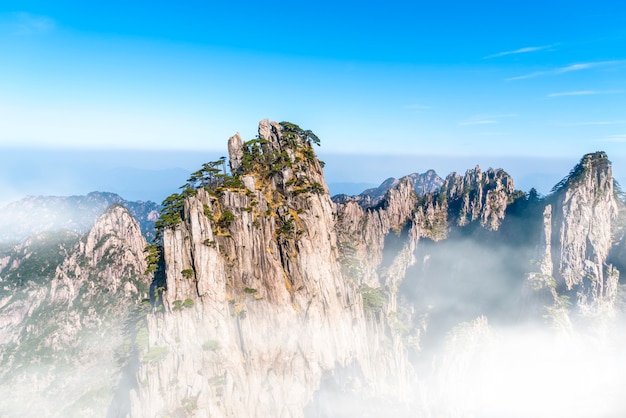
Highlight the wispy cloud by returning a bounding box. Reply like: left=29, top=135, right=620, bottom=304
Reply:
left=459, top=119, right=497, bottom=126
left=560, top=120, right=626, bottom=126
left=459, top=113, right=516, bottom=126
left=1, top=12, right=55, bottom=35
left=548, top=90, right=624, bottom=97
left=604, top=134, right=626, bottom=143
left=485, top=44, right=556, bottom=59
left=508, top=60, right=626, bottom=81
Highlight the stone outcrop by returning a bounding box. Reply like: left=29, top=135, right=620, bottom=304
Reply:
left=334, top=165, right=518, bottom=291
left=528, top=152, right=620, bottom=319
left=227, top=132, right=244, bottom=172
left=53, top=204, right=150, bottom=304
left=0, top=204, right=150, bottom=416
left=128, top=120, right=411, bottom=417
left=442, top=166, right=516, bottom=230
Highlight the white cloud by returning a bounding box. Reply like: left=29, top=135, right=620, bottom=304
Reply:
left=561, top=120, right=626, bottom=126
left=459, top=113, right=516, bottom=126
left=459, top=119, right=496, bottom=126
left=508, top=60, right=626, bottom=81
left=604, top=134, right=626, bottom=143
left=485, top=44, right=555, bottom=59
left=548, top=90, right=624, bottom=97
left=1, top=12, right=55, bottom=35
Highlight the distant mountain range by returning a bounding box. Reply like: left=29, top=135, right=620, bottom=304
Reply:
left=332, top=169, right=444, bottom=207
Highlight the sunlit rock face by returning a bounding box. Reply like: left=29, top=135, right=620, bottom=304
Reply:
left=0, top=204, right=150, bottom=416
left=1, top=114, right=625, bottom=417
left=333, top=164, right=519, bottom=305
left=128, top=120, right=411, bottom=418
left=55, top=204, right=150, bottom=302
left=533, top=152, right=620, bottom=318
left=441, top=166, right=516, bottom=230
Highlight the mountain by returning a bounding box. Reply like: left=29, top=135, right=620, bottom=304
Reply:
left=0, top=191, right=159, bottom=244
left=0, top=205, right=150, bottom=416
left=1, top=121, right=625, bottom=417
left=332, top=169, right=443, bottom=207
left=122, top=120, right=411, bottom=417
left=528, top=152, right=622, bottom=322
left=120, top=122, right=626, bottom=417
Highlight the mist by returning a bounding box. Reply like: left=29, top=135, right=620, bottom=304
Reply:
left=418, top=319, right=626, bottom=418
left=306, top=230, right=626, bottom=417
left=314, top=176, right=626, bottom=417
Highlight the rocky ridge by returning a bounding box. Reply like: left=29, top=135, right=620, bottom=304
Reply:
left=333, top=169, right=443, bottom=207
left=0, top=204, right=150, bottom=417
left=1, top=120, right=625, bottom=417
left=528, top=152, right=621, bottom=321
left=129, top=121, right=618, bottom=418
left=128, top=120, right=412, bottom=417
left=334, top=164, right=519, bottom=289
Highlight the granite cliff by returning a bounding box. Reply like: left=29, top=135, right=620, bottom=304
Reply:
left=0, top=205, right=150, bottom=416
left=528, top=152, right=622, bottom=323
left=126, top=120, right=411, bottom=417
left=122, top=122, right=626, bottom=416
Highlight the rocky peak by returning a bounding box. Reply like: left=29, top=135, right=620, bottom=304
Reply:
left=0, top=204, right=150, bottom=416
left=333, top=169, right=443, bottom=208
left=334, top=165, right=518, bottom=292
left=127, top=120, right=411, bottom=417
left=529, top=152, right=620, bottom=319
left=53, top=204, right=150, bottom=303
left=440, top=166, right=516, bottom=230
left=408, top=169, right=444, bottom=195
left=85, top=205, right=148, bottom=267
left=555, top=153, right=618, bottom=311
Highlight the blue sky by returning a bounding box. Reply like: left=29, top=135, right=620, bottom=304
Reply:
left=1, top=1, right=625, bottom=203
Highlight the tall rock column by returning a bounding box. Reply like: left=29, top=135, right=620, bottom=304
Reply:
left=530, top=152, right=620, bottom=318
left=127, top=120, right=410, bottom=418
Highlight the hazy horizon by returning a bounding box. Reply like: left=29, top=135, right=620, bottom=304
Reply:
left=2, top=146, right=624, bottom=207
left=3, top=1, right=625, bottom=207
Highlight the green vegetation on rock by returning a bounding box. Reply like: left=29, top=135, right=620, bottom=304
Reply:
left=361, top=284, right=385, bottom=313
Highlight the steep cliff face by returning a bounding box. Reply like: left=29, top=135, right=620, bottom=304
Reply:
left=0, top=204, right=150, bottom=416
left=442, top=166, right=517, bottom=230
left=608, top=191, right=626, bottom=277
left=333, top=166, right=518, bottom=291
left=529, top=152, right=620, bottom=319
left=53, top=204, right=150, bottom=304
left=332, top=166, right=521, bottom=362
left=335, top=176, right=421, bottom=288
left=129, top=120, right=410, bottom=418
left=1, top=123, right=622, bottom=416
